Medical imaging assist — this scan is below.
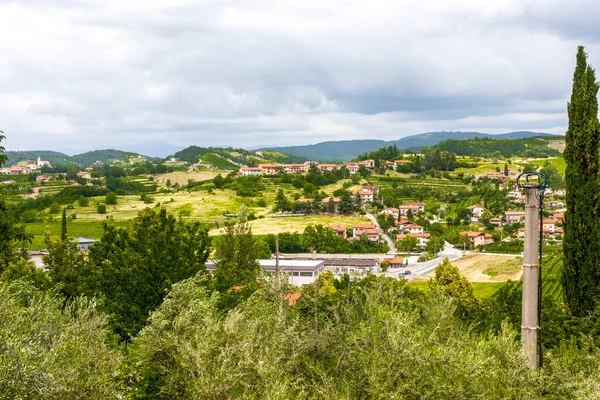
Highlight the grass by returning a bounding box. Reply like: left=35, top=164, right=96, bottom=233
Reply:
left=211, top=214, right=372, bottom=236
left=530, top=157, right=566, bottom=175
left=21, top=220, right=132, bottom=250
left=542, top=252, right=563, bottom=302
left=407, top=280, right=505, bottom=299
left=482, top=257, right=523, bottom=277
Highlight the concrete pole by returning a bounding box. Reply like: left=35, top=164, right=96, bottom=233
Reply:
left=522, top=185, right=540, bottom=368
left=275, top=234, right=280, bottom=274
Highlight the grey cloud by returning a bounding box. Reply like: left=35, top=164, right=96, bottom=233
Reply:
left=0, top=0, right=584, bottom=152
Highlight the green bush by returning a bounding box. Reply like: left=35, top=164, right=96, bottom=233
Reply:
left=97, top=204, right=107, bottom=214
left=105, top=192, right=118, bottom=205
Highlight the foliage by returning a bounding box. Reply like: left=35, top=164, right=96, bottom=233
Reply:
left=434, top=137, right=561, bottom=158
left=125, top=273, right=600, bottom=398
left=0, top=194, right=32, bottom=272
left=234, top=175, right=265, bottom=197
left=105, top=192, right=118, bottom=204
left=71, top=149, right=148, bottom=166
left=425, top=235, right=445, bottom=255
left=422, top=148, right=457, bottom=171
left=88, top=207, right=211, bottom=340
left=563, top=46, right=600, bottom=316
left=0, top=280, right=121, bottom=398
left=396, top=235, right=419, bottom=253
left=429, top=258, right=479, bottom=318
left=274, top=189, right=291, bottom=212
left=212, top=222, right=264, bottom=310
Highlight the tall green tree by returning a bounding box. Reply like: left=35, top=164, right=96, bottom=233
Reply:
left=212, top=222, right=264, bottom=309
left=88, top=207, right=211, bottom=340
left=396, top=235, right=419, bottom=254
left=0, top=134, right=32, bottom=272
left=61, top=208, right=67, bottom=241
left=274, top=189, right=290, bottom=212
left=563, top=46, right=600, bottom=316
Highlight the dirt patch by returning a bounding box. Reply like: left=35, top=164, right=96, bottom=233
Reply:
left=427, top=254, right=523, bottom=282
left=23, top=187, right=41, bottom=199
left=547, top=140, right=566, bottom=153
left=155, top=171, right=222, bottom=186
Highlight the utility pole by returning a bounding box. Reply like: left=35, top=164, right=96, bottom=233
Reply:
left=518, top=171, right=548, bottom=369
left=522, top=182, right=540, bottom=368
left=275, top=234, right=280, bottom=274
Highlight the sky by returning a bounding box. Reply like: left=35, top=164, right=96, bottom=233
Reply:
left=0, top=0, right=598, bottom=154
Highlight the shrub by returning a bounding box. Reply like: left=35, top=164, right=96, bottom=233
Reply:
left=105, top=192, right=117, bottom=205
left=97, top=204, right=107, bottom=214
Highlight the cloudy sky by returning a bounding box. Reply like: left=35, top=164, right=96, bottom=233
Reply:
left=0, top=0, right=597, bottom=154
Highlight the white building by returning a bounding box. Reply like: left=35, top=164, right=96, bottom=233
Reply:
left=467, top=204, right=484, bottom=220
left=505, top=211, right=526, bottom=223
left=239, top=167, right=263, bottom=176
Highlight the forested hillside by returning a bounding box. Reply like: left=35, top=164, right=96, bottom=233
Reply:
left=5, top=150, right=77, bottom=166
left=173, top=146, right=306, bottom=169
left=433, top=137, right=562, bottom=158
left=71, top=149, right=154, bottom=166
left=261, top=131, right=561, bottom=161
left=5, top=149, right=156, bottom=167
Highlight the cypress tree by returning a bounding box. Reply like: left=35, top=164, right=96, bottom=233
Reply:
left=562, top=46, right=600, bottom=316
left=61, top=208, right=67, bottom=241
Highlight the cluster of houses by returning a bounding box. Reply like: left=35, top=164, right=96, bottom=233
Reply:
left=330, top=223, right=382, bottom=242
left=295, top=185, right=382, bottom=211
left=239, top=160, right=380, bottom=176
left=239, top=159, right=417, bottom=176
left=0, top=156, right=51, bottom=175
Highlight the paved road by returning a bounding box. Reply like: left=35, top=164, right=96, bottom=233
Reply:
left=366, top=213, right=397, bottom=254
left=385, top=241, right=462, bottom=279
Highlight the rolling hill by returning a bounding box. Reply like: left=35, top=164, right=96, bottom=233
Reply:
left=172, top=146, right=307, bottom=170
left=4, top=149, right=157, bottom=167
left=260, top=131, right=563, bottom=161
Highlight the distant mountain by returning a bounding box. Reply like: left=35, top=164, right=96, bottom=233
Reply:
left=260, top=131, right=562, bottom=161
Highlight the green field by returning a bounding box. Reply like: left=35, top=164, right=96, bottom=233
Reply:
left=530, top=157, right=566, bottom=175
left=408, top=279, right=505, bottom=299
left=21, top=220, right=132, bottom=250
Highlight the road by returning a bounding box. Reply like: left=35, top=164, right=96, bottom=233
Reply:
left=366, top=213, right=397, bottom=254
left=385, top=241, right=462, bottom=279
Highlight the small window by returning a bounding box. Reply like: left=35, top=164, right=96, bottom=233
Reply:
left=300, top=272, right=313, bottom=277
left=293, top=272, right=300, bottom=276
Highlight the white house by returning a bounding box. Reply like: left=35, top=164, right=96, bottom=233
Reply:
left=467, top=204, right=484, bottom=220
left=396, top=232, right=430, bottom=247
left=489, top=217, right=503, bottom=226
left=403, top=224, right=424, bottom=234
left=352, top=223, right=378, bottom=238
left=461, top=231, right=494, bottom=247
left=345, top=164, right=359, bottom=174
left=381, top=208, right=400, bottom=219
left=399, top=202, right=425, bottom=216
left=74, top=237, right=98, bottom=252
left=549, top=200, right=564, bottom=208
left=239, top=167, right=263, bottom=176
left=353, top=190, right=374, bottom=204
left=542, top=219, right=556, bottom=233
left=508, top=190, right=522, bottom=198
left=505, top=211, right=526, bottom=223
left=394, top=159, right=412, bottom=169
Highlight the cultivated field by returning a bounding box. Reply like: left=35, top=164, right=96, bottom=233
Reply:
left=427, top=253, right=523, bottom=282
left=155, top=171, right=222, bottom=186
